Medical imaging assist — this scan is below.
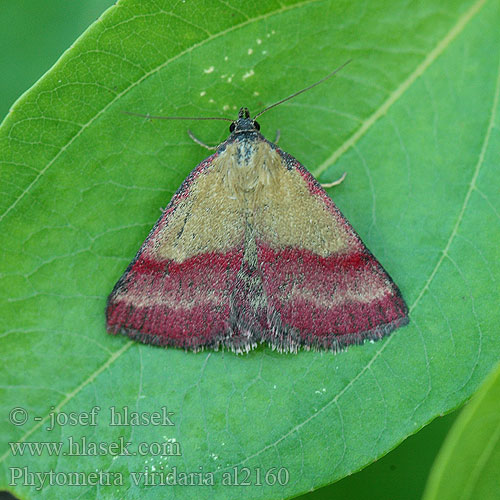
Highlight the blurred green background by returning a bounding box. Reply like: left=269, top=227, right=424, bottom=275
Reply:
left=0, top=1, right=459, bottom=499
left=0, top=0, right=116, bottom=119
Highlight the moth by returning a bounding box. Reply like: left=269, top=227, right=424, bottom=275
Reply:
left=106, top=63, right=409, bottom=353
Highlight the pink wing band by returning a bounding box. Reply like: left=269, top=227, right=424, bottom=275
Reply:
left=258, top=244, right=408, bottom=344
left=106, top=249, right=244, bottom=348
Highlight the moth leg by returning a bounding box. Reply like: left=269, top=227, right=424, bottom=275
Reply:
left=187, top=130, right=217, bottom=150
left=274, top=129, right=281, bottom=144
left=320, top=171, right=347, bottom=188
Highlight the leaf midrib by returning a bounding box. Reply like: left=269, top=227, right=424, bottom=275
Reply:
left=313, top=0, right=488, bottom=177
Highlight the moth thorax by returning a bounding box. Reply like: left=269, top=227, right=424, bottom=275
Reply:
left=221, top=141, right=279, bottom=206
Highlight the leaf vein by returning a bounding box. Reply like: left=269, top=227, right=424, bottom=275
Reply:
left=313, top=0, right=488, bottom=177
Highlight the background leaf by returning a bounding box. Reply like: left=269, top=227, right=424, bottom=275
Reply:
left=1, top=0, right=499, bottom=499
left=0, top=0, right=114, bottom=120
left=422, top=362, right=500, bottom=500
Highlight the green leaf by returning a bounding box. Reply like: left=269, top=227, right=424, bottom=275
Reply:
left=422, top=362, right=500, bottom=500
left=298, top=410, right=459, bottom=500
left=1, top=0, right=499, bottom=498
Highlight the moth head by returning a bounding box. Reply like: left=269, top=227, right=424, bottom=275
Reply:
left=230, top=107, right=260, bottom=134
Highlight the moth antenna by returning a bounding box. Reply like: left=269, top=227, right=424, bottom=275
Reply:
left=122, top=111, right=233, bottom=122
left=253, top=59, right=352, bottom=119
